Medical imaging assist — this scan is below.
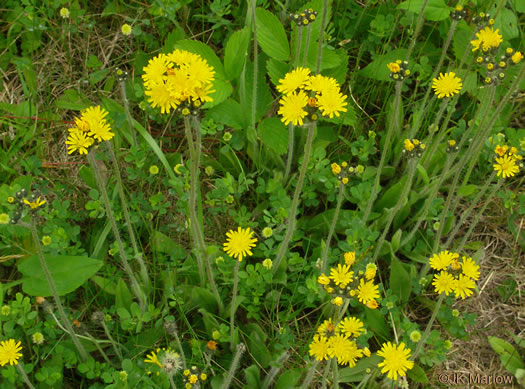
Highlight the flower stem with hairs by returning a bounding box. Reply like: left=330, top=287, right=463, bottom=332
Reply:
left=17, top=364, right=35, bottom=389
left=320, top=182, right=344, bottom=274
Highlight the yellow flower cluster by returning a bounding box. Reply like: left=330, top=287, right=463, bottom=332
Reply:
left=471, top=27, right=502, bottom=52
left=318, top=252, right=380, bottom=308
left=330, top=161, right=363, bottom=185
left=493, top=145, right=521, bottom=178
left=386, top=60, right=410, bottom=81
left=276, top=67, right=347, bottom=126
left=66, top=106, right=114, bottom=155
left=429, top=251, right=480, bottom=299
left=183, top=366, right=207, bottom=389
left=403, top=138, right=426, bottom=158
left=142, top=49, right=215, bottom=115
left=308, top=317, right=370, bottom=366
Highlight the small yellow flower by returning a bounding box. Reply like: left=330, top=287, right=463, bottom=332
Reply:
left=309, top=334, right=330, bottom=361
left=453, top=274, right=475, bottom=299
left=41, top=236, right=52, bottom=246
left=344, top=251, right=355, bottom=266
left=494, top=145, right=508, bottom=156
left=432, top=72, right=462, bottom=99
left=356, top=279, right=380, bottom=305
left=387, top=62, right=401, bottom=73
left=432, top=271, right=456, bottom=296
left=471, top=27, right=502, bottom=52
left=24, top=196, right=46, bottom=209
left=493, top=154, right=519, bottom=178
left=262, top=227, right=273, bottom=238
left=223, top=226, right=258, bottom=261
left=8, top=196, right=15, bottom=203
left=409, top=330, right=421, bottom=343
left=332, top=296, right=344, bottom=306
left=331, top=162, right=341, bottom=175
left=429, top=250, right=458, bottom=271
left=364, top=263, right=377, bottom=280
left=121, top=24, right=132, bottom=36
left=511, top=51, right=524, bottom=64
left=329, top=263, right=354, bottom=288
left=460, top=256, right=480, bottom=280
left=377, top=342, right=414, bottom=381
left=404, top=139, right=414, bottom=151
left=149, top=165, right=159, bottom=175
left=0, top=339, right=23, bottom=366
left=318, top=273, right=330, bottom=285
left=276, top=67, right=311, bottom=95
left=278, top=90, right=308, bottom=126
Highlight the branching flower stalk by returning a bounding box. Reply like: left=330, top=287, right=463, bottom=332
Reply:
left=105, top=142, right=151, bottom=289
left=371, top=159, right=418, bottom=263
left=28, top=218, right=89, bottom=361
left=16, top=364, right=35, bottom=389
left=363, top=81, right=403, bottom=223
left=184, top=117, right=224, bottom=313
left=273, top=122, right=316, bottom=273
left=320, top=182, right=345, bottom=273
left=87, top=151, right=146, bottom=310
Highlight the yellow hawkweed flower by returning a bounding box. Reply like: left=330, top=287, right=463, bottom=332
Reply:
left=493, top=154, right=519, bottom=178
left=276, top=67, right=311, bottom=95
left=223, top=227, right=257, bottom=261
left=309, top=334, right=330, bottom=361
left=278, top=90, right=308, bottom=126
left=337, top=316, right=364, bottom=338
left=356, top=279, right=380, bottom=304
left=344, top=251, right=355, bottom=266
left=364, top=263, right=377, bottom=280
left=377, top=342, right=414, bottom=381
left=387, top=62, right=401, bottom=73
left=331, top=163, right=341, bottom=175
left=471, top=27, right=502, bottom=52
left=429, top=250, right=458, bottom=271
left=0, top=339, right=23, bottom=366
left=453, top=274, right=475, bottom=299
left=494, top=145, right=508, bottom=156
left=66, top=130, right=95, bottom=155
left=432, top=72, right=462, bottom=99
left=460, top=256, right=480, bottom=280
left=332, top=296, right=344, bottom=306
left=329, top=263, right=354, bottom=288
left=512, top=51, right=524, bottom=64
left=316, top=89, right=348, bottom=118
left=318, top=273, right=330, bottom=285
left=317, top=318, right=337, bottom=338
left=24, top=197, right=46, bottom=209
left=432, top=271, right=456, bottom=296
left=404, top=139, right=414, bottom=151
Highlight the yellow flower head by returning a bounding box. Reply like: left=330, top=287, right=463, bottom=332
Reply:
left=511, top=51, right=524, bottom=64
left=494, top=145, right=509, bottom=157
left=429, top=250, right=458, bottom=271
left=223, top=227, right=257, bottom=261
left=432, top=72, right=462, bottom=99
left=278, top=90, right=308, bottom=126
left=377, top=342, right=414, bottom=381
left=453, top=274, right=475, bottom=299
left=493, top=154, right=519, bottom=178
left=142, top=50, right=215, bottom=114
left=23, top=196, right=46, bottom=209
left=432, top=271, right=456, bottom=296
left=277, top=67, right=311, bottom=94
left=317, top=318, right=338, bottom=338
left=66, top=128, right=95, bottom=155
left=0, top=213, right=9, bottom=224
left=471, top=27, right=502, bottom=52
left=344, top=251, right=356, bottom=266
left=356, top=279, right=380, bottom=304
left=0, top=339, right=23, bottom=366
left=309, top=334, right=330, bottom=361
left=404, top=139, right=414, bottom=151
left=316, top=89, right=348, bottom=118
left=331, top=162, right=341, bottom=175
left=460, top=256, right=480, bottom=280
left=364, top=263, right=377, bottom=280
left=332, top=296, right=344, bottom=306
left=387, top=62, right=401, bottom=73
left=337, top=316, right=364, bottom=338
left=329, top=263, right=354, bottom=288
left=328, top=335, right=363, bottom=366
left=59, top=7, right=69, bottom=18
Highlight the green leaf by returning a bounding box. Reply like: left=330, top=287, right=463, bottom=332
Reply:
left=339, top=355, right=382, bottom=382
left=255, top=8, right=290, bottom=61
left=266, top=58, right=289, bottom=86
left=225, top=28, right=250, bottom=80
left=359, top=49, right=408, bottom=81
left=18, top=255, right=103, bottom=296
left=457, top=184, right=477, bottom=197
left=407, top=363, right=429, bottom=383
left=391, top=229, right=402, bottom=252
left=152, top=230, right=186, bottom=259
left=204, top=78, right=233, bottom=109
left=375, top=176, right=407, bottom=211
left=91, top=276, right=117, bottom=295
left=207, top=98, right=247, bottom=130
left=397, top=0, right=450, bottom=21
left=274, top=369, right=302, bottom=389
left=54, top=90, right=92, bottom=111
left=115, top=278, right=133, bottom=312
left=488, top=336, right=524, bottom=375
left=247, top=328, right=271, bottom=368
left=365, top=308, right=390, bottom=340
left=452, top=24, right=474, bottom=62
left=514, top=0, right=525, bottom=12
left=259, top=117, right=288, bottom=155
left=244, top=365, right=261, bottom=389
left=191, top=287, right=218, bottom=314
left=416, top=164, right=429, bottom=185
left=494, top=8, right=518, bottom=40
left=389, top=259, right=412, bottom=305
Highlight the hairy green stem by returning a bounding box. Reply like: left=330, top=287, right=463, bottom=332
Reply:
left=457, top=180, right=502, bottom=251
left=17, top=364, right=35, bottom=389
left=273, top=122, right=316, bottom=274
left=250, top=0, right=258, bottom=133
left=119, top=79, right=137, bottom=146
left=320, top=182, right=344, bottom=274
left=412, top=293, right=445, bottom=360
left=29, top=219, right=89, bottom=361
left=184, top=117, right=223, bottom=313
left=169, top=375, right=177, bottom=389
left=101, top=319, right=123, bottom=363
left=87, top=151, right=145, bottom=310
left=405, top=0, right=429, bottom=60
left=444, top=171, right=497, bottom=248
left=220, top=343, right=245, bottom=389
left=230, top=260, right=240, bottom=351
left=363, top=81, right=402, bottom=224
left=315, top=0, right=329, bottom=73
left=303, top=23, right=312, bottom=68
left=371, top=159, right=418, bottom=263
left=300, top=360, right=320, bottom=389
left=105, top=141, right=150, bottom=289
